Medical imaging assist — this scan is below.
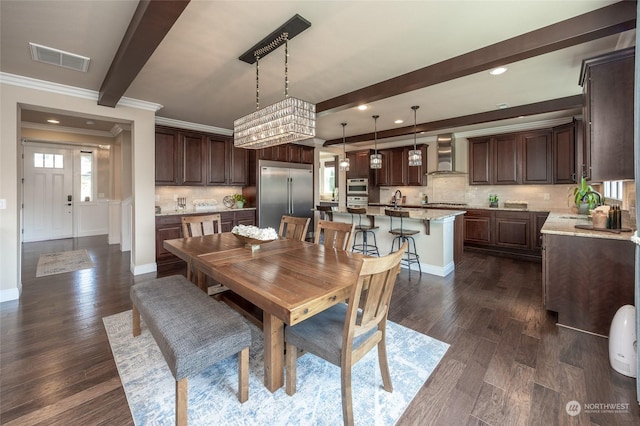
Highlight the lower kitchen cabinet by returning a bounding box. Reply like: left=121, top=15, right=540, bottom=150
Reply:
left=542, top=233, right=635, bottom=336
left=463, top=209, right=548, bottom=260
left=156, top=210, right=256, bottom=272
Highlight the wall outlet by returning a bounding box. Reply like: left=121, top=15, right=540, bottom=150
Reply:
left=173, top=194, right=178, bottom=201
left=543, top=193, right=550, bottom=200
left=0, top=199, right=6, bottom=209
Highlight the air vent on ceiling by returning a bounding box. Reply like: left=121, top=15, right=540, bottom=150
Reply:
left=29, top=42, right=90, bottom=72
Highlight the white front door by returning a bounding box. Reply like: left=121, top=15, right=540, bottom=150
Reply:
left=23, top=146, right=74, bottom=242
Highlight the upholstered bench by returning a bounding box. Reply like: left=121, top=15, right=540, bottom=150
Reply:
left=130, top=275, right=251, bottom=426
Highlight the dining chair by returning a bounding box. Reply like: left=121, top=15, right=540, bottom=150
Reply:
left=285, top=241, right=408, bottom=426
left=278, top=215, right=311, bottom=242
left=181, top=214, right=223, bottom=285
left=313, top=220, right=355, bottom=251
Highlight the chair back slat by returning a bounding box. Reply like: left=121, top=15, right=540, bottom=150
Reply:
left=314, top=220, right=355, bottom=251
left=279, top=215, right=311, bottom=241
left=349, top=244, right=405, bottom=335
left=181, top=214, right=222, bottom=237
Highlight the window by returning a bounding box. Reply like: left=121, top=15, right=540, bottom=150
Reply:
left=80, top=151, right=93, bottom=202
left=603, top=180, right=623, bottom=201
left=322, top=161, right=336, bottom=198
left=33, top=152, right=63, bottom=168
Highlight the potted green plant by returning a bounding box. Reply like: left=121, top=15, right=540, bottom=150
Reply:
left=570, top=176, right=601, bottom=214
left=232, top=193, right=247, bottom=208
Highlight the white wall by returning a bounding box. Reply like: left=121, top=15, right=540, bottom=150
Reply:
left=0, top=78, right=158, bottom=302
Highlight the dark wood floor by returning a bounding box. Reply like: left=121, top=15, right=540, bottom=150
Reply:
left=1, top=236, right=638, bottom=425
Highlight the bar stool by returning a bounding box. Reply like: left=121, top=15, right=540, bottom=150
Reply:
left=347, top=207, right=380, bottom=256
left=385, top=209, right=422, bottom=279
left=316, top=205, right=334, bottom=221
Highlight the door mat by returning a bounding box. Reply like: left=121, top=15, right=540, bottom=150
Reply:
left=36, top=249, right=94, bottom=277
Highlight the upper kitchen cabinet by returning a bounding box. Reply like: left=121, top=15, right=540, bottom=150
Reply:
left=155, top=127, right=180, bottom=185
left=552, top=121, right=577, bottom=184
left=580, top=47, right=634, bottom=181
left=206, top=136, right=248, bottom=186
left=469, top=129, right=555, bottom=185
left=521, top=130, right=552, bottom=184
left=154, top=127, right=206, bottom=186
left=258, top=144, right=314, bottom=164
left=155, top=126, right=248, bottom=187
left=373, top=145, right=427, bottom=186
left=346, top=151, right=371, bottom=179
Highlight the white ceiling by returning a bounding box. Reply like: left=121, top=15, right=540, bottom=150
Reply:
left=0, top=0, right=634, bottom=146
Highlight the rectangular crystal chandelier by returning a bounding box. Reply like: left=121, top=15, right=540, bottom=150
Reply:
left=234, top=97, right=315, bottom=149
left=233, top=15, right=315, bottom=149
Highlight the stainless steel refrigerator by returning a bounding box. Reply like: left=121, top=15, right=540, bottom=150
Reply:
left=258, top=160, right=313, bottom=234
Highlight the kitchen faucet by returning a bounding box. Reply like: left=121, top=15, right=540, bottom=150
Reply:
left=393, top=189, right=402, bottom=209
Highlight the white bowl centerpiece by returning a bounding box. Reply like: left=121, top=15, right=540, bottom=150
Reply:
left=231, top=225, right=278, bottom=251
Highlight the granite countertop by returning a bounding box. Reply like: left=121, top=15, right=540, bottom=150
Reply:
left=156, top=207, right=256, bottom=217
left=541, top=212, right=636, bottom=241
left=368, top=202, right=549, bottom=213
left=333, top=206, right=466, bottom=221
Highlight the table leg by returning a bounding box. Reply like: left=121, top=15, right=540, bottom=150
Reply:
left=263, top=313, right=284, bottom=392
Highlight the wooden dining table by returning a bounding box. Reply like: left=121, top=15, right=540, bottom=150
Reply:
left=163, top=233, right=366, bottom=392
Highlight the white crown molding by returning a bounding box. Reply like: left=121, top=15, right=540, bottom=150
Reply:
left=0, top=72, right=163, bottom=112
left=21, top=121, right=115, bottom=138
left=455, top=117, right=575, bottom=139
left=155, top=116, right=233, bottom=136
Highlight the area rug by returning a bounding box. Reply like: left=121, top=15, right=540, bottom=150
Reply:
left=103, top=310, right=449, bottom=425
left=35, top=249, right=94, bottom=277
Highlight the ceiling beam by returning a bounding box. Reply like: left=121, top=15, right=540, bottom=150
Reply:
left=317, top=1, right=635, bottom=116
left=322, top=95, right=584, bottom=146
left=98, top=0, right=190, bottom=107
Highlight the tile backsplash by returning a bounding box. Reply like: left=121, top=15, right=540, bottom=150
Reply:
left=155, top=186, right=243, bottom=212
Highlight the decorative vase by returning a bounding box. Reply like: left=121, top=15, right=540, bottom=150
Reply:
left=577, top=202, right=590, bottom=215
left=236, top=201, right=244, bottom=209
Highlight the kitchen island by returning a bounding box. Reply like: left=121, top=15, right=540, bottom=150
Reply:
left=541, top=213, right=636, bottom=336
left=330, top=207, right=466, bottom=277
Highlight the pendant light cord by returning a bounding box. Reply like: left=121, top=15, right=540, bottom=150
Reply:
left=412, top=105, right=419, bottom=149
left=342, top=122, right=347, bottom=155
left=373, top=115, right=379, bottom=154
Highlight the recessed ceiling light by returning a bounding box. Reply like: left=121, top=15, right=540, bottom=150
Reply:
left=47, top=119, right=60, bottom=124
left=496, top=103, right=509, bottom=109
left=394, top=119, right=403, bottom=124
left=489, top=66, right=508, bottom=76
left=86, top=120, right=94, bottom=125
left=357, top=105, right=368, bottom=111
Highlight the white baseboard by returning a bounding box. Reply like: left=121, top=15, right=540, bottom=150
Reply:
left=402, top=261, right=455, bottom=277
left=131, top=262, right=157, bottom=276
left=0, top=287, right=21, bottom=302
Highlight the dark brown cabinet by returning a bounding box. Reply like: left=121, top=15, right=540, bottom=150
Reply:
left=521, top=131, right=552, bottom=184
left=406, top=145, right=428, bottom=186
left=346, top=151, right=371, bottom=179
left=469, top=137, right=491, bottom=185
left=155, top=128, right=180, bottom=185
left=580, top=47, right=634, bottom=181
left=463, top=209, right=493, bottom=245
left=374, top=145, right=427, bottom=186
left=552, top=122, right=576, bottom=184
left=259, top=144, right=314, bottom=164
left=206, top=136, right=249, bottom=186
left=464, top=209, right=548, bottom=260
left=493, top=133, right=520, bottom=185
left=469, top=130, right=554, bottom=185
left=542, top=233, right=634, bottom=335
left=156, top=210, right=256, bottom=272
left=494, top=211, right=530, bottom=249
left=155, top=126, right=248, bottom=187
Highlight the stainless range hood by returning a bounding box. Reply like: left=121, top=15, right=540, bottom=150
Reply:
left=429, top=134, right=466, bottom=174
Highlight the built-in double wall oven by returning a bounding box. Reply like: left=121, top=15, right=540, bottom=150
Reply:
left=346, top=178, right=368, bottom=195
left=346, top=178, right=368, bottom=207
